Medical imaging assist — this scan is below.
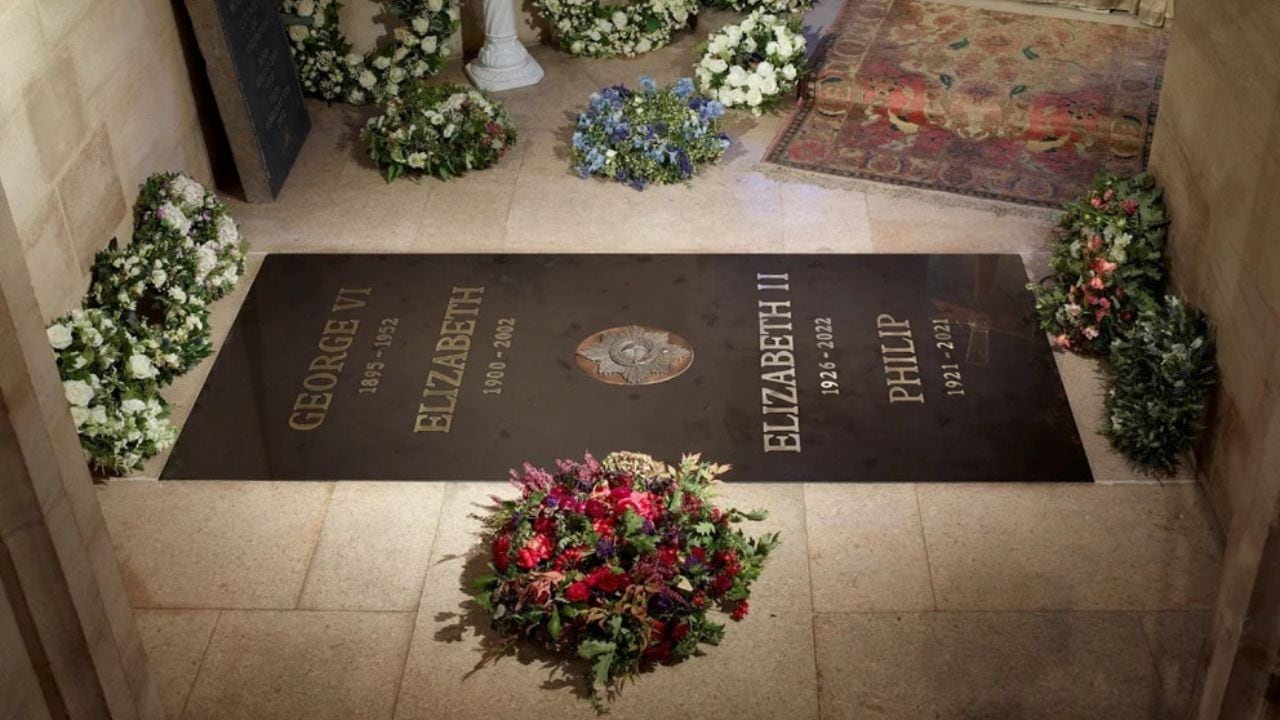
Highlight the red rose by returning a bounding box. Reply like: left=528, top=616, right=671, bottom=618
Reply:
left=584, top=499, right=610, bottom=519
left=592, top=517, right=614, bottom=537
left=690, top=546, right=707, bottom=564
left=1122, top=198, right=1138, bottom=215
left=692, top=592, right=707, bottom=608
left=493, top=534, right=512, bottom=571
left=587, top=566, right=630, bottom=593
left=711, top=573, right=734, bottom=596
left=649, top=620, right=667, bottom=641
left=516, top=533, right=553, bottom=570
left=619, top=491, right=657, bottom=520
left=731, top=601, right=749, bottom=621
left=672, top=623, right=690, bottom=641
left=657, top=545, right=679, bottom=567
left=534, top=515, right=556, bottom=534
left=564, top=581, right=590, bottom=602
left=531, top=584, right=550, bottom=606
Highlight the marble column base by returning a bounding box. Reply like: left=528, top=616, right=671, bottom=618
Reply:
left=465, top=38, right=544, bottom=91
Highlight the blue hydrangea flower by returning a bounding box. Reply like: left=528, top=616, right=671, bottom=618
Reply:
left=639, top=75, right=658, bottom=94
left=673, top=77, right=695, bottom=99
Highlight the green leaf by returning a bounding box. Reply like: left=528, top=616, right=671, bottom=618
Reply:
left=577, top=639, right=616, bottom=659
left=1009, top=84, right=1027, bottom=98
left=949, top=37, right=969, bottom=50
left=1022, top=46, right=1039, bottom=60
left=939, top=74, right=953, bottom=89
left=548, top=606, right=562, bottom=640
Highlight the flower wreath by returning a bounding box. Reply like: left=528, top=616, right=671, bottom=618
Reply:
left=695, top=10, right=806, bottom=115
left=533, top=0, right=699, bottom=58
left=363, top=83, right=518, bottom=181
left=279, top=0, right=460, bottom=104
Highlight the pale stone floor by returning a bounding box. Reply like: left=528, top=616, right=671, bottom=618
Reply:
left=98, top=8, right=1220, bottom=719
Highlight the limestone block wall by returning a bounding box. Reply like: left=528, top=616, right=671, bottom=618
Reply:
left=0, top=0, right=212, bottom=324
left=1148, top=0, right=1280, bottom=715
left=1148, top=0, right=1280, bottom=532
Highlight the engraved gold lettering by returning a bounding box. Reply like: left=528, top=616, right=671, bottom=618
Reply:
left=414, top=286, right=485, bottom=433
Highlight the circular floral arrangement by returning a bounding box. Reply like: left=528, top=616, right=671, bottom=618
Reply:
left=534, top=0, right=699, bottom=57
left=87, top=173, right=246, bottom=381
left=475, top=452, right=778, bottom=708
left=50, top=172, right=246, bottom=474
left=280, top=0, right=460, bottom=104
left=695, top=10, right=805, bottom=115
left=362, top=83, right=518, bottom=181
left=46, top=309, right=178, bottom=473
left=572, top=76, right=729, bottom=189
left=1029, top=174, right=1168, bottom=354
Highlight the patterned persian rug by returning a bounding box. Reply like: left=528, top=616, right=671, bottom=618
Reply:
left=766, top=0, right=1168, bottom=207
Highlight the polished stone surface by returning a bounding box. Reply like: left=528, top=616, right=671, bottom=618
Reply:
left=163, top=254, right=1090, bottom=483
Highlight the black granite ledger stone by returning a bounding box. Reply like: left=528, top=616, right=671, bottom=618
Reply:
left=162, top=254, right=1093, bottom=482
left=184, top=0, right=310, bottom=201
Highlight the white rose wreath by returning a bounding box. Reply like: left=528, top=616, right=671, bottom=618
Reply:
left=279, top=0, right=460, bottom=104
left=534, top=0, right=700, bottom=57
left=695, top=10, right=805, bottom=114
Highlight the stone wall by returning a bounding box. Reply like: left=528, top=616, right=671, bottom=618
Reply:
left=0, top=0, right=212, bottom=324
left=1148, top=0, right=1280, bottom=535
left=1148, top=0, right=1280, bottom=716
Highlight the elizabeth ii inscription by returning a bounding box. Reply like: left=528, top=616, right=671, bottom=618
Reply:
left=163, top=254, right=1092, bottom=482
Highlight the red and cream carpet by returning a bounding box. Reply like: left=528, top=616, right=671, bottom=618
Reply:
left=766, top=0, right=1168, bottom=207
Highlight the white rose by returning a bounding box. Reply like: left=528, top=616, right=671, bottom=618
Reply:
left=359, top=70, right=376, bottom=88
left=389, top=67, right=406, bottom=82
left=373, top=55, right=392, bottom=70
left=428, top=0, right=444, bottom=10
left=782, top=64, right=797, bottom=81
left=412, top=17, right=430, bottom=34
left=297, top=0, right=315, bottom=15
left=345, top=52, right=363, bottom=66
left=70, top=406, right=90, bottom=427
left=121, top=398, right=147, bottom=414
left=63, top=380, right=95, bottom=407
left=421, top=35, right=437, bottom=53
left=169, top=286, right=188, bottom=303
left=741, top=17, right=756, bottom=32
left=126, top=354, right=158, bottom=380
left=727, top=65, right=748, bottom=87
left=90, top=405, right=107, bottom=425
left=636, top=38, right=651, bottom=53
left=47, top=324, right=73, bottom=349
left=151, top=268, right=168, bottom=286
left=746, top=87, right=763, bottom=106
left=288, top=25, right=310, bottom=42
left=761, top=75, right=778, bottom=94
left=707, top=57, right=728, bottom=74
left=448, top=6, right=459, bottom=20
left=612, top=11, right=628, bottom=28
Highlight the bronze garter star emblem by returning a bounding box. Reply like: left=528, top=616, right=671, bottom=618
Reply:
left=575, top=326, right=694, bottom=386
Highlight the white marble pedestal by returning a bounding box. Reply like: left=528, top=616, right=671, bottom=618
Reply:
left=465, top=0, right=544, bottom=91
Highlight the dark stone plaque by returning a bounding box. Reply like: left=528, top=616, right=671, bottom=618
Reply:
left=162, top=254, right=1093, bottom=482
left=184, top=0, right=310, bottom=201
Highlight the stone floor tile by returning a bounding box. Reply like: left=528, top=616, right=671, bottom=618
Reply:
left=918, top=484, right=1221, bottom=610
left=133, top=609, right=220, bottom=720
left=1141, top=611, right=1210, bottom=718
left=397, top=482, right=817, bottom=719
left=182, top=610, right=414, bottom=720
left=814, top=611, right=1164, bottom=720
left=98, top=481, right=332, bottom=609
left=711, top=482, right=811, bottom=612
left=865, top=191, right=1057, bottom=255
left=803, top=484, right=935, bottom=612
left=298, top=482, right=447, bottom=611
left=780, top=183, right=873, bottom=253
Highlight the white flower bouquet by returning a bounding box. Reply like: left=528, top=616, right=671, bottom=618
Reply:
left=46, top=309, right=177, bottom=473
left=695, top=11, right=806, bottom=115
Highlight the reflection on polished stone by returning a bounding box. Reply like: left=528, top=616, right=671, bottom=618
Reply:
left=162, top=254, right=1091, bottom=482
